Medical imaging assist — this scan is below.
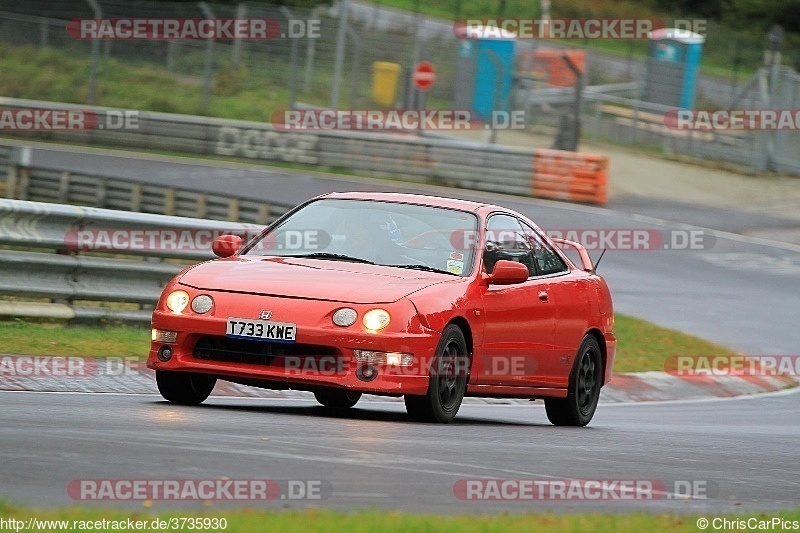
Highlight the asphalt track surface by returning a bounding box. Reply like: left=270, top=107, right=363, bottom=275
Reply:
left=1, top=143, right=798, bottom=514
left=2, top=389, right=799, bottom=512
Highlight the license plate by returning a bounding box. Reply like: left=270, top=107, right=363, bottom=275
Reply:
left=226, top=318, right=296, bottom=343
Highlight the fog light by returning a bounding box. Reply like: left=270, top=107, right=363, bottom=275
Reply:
left=152, top=329, right=178, bottom=343
left=356, top=364, right=377, bottom=382
left=385, top=352, right=415, bottom=366
left=157, top=345, right=174, bottom=362
left=354, top=350, right=414, bottom=366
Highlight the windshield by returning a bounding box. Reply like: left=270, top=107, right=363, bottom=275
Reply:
left=243, top=198, right=478, bottom=277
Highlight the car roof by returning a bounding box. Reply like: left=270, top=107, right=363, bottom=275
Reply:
left=321, top=191, right=493, bottom=212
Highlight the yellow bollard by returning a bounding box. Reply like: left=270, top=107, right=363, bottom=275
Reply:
left=372, top=62, right=401, bottom=107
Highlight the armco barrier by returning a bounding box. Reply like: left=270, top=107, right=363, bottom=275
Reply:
left=0, top=97, right=609, bottom=205
left=532, top=149, right=609, bottom=205
left=2, top=145, right=294, bottom=225
left=0, top=199, right=263, bottom=323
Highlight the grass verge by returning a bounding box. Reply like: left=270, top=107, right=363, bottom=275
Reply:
left=0, top=501, right=798, bottom=533
left=0, top=314, right=736, bottom=373
left=0, top=320, right=776, bottom=530
left=0, top=320, right=147, bottom=359
left=612, top=315, right=735, bottom=373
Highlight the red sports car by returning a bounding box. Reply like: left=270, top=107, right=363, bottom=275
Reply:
left=148, top=192, right=616, bottom=425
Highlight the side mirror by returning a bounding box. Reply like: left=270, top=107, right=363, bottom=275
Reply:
left=550, top=238, right=593, bottom=271
left=484, top=260, right=529, bottom=285
left=212, top=234, right=243, bottom=258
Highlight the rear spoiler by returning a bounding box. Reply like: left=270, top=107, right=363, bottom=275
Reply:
left=551, top=238, right=605, bottom=274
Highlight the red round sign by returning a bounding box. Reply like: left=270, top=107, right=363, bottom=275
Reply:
left=412, top=61, right=436, bottom=91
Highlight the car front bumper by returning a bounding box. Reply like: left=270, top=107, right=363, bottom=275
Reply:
left=147, top=309, right=438, bottom=396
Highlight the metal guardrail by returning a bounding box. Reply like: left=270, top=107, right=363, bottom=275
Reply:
left=0, top=199, right=264, bottom=324
left=1, top=145, right=294, bottom=225
left=0, top=97, right=608, bottom=204
left=523, top=82, right=639, bottom=106
left=584, top=93, right=760, bottom=167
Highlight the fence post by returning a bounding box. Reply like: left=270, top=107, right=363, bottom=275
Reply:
left=39, top=16, right=49, bottom=49
left=164, top=189, right=176, bottom=216
left=95, top=179, right=108, bottom=207
left=84, top=0, right=102, bottom=105
left=232, top=3, right=246, bottom=68
left=303, top=7, right=321, bottom=94
left=197, top=193, right=208, bottom=219
left=330, top=0, right=350, bottom=108
left=405, top=0, right=422, bottom=109
left=166, top=41, right=177, bottom=71
left=18, top=166, right=30, bottom=201
left=258, top=204, right=270, bottom=225
left=591, top=96, right=601, bottom=144
left=281, top=6, right=299, bottom=109
left=199, top=2, right=216, bottom=113
left=5, top=164, right=17, bottom=199
left=58, top=172, right=71, bottom=203
left=369, top=0, right=381, bottom=29
left=7, top=147, right=32, bottom=200
left=130, top=183, right=142, bottom=212
left=227, top=199, right=240, bottom=221
left=347, top=28, right=362, bottom=108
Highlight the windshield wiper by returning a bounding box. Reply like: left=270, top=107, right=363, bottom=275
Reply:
left=393, top=264, right=458, bottom=276
left=279, top=252, right=375, bottom=264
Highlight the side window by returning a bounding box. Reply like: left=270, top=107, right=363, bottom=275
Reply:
left=483, top=214, right=535, bottom=276
left=519, top=221, right=568, bottom=276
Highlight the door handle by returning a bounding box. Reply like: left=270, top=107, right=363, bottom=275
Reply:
left=538, top=291, right=549, bottom=302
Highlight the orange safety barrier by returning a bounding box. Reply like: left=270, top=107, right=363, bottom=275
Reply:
left=532, top=149, right=609, bottom=205
left=518, top=49, right=586, bottom=87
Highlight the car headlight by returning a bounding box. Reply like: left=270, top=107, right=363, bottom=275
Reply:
left=333, top=307, right=357, bottom=327
left=363, top=309, right=390, bottom=331
left=191, top=294, right=214, bottom=314
left=165, top=290, right=190, bottom=314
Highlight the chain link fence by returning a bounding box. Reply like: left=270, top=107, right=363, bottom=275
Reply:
left=0, top=0, right=461, bottom=116
left=0, top=0, right=799, bottom=174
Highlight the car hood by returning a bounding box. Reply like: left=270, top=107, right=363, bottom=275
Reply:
left=178, top=256, right=456, bottom=304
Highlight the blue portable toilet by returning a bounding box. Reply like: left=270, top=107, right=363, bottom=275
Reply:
left=453, top=27, right=516, bottom=121
left=642, top=28, right=704, bottom=109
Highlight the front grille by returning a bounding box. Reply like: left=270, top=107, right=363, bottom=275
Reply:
left=193, top=336, right=339, bottom=367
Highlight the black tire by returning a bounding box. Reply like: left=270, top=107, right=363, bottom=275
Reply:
left=404, top=324, right=469, bottom=423
left=155, top=371, right=216, bottom=406
left=545, top=335, right=602, bottom=427
left=313, top=389, right=362, bottom=409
